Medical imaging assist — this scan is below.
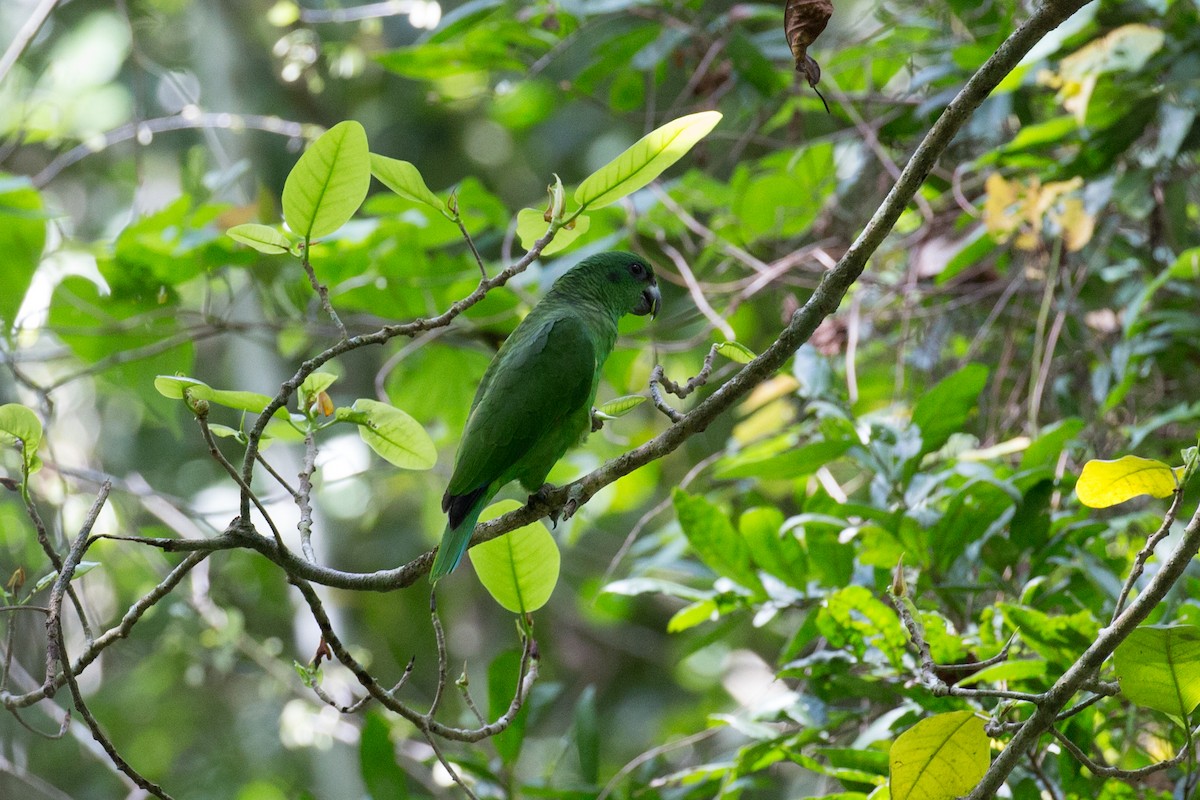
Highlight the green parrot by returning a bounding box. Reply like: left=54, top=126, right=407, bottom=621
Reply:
left=431, top=251, right=661, bottom=580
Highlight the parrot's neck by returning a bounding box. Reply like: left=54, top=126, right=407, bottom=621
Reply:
left=567, top=298, right=620, bottom=357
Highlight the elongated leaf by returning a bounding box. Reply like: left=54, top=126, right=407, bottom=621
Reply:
left=574, top=111, right=722, bottom=209
left=911, top=364, right=989, bottom=457
left=488, top=648, right=529, bottom=764
left=227, top=223, right=294, bottom=254
left=673, top=489, right=764, bottom=595
left=595, top=395, right=646, bottom=419
left=715, top=341, right=756, bottom=364
left=889, top=711, right=989, bottom=800
left=359, top=712, right=410, bottom=800
left=469, top=499, right=559, bottom=613
left=1114, top=625, right=1200, bottom=717
left=0, top=177, right=46, bottom=332
left=667, top=599, right=719, bottom=633
left=515, top=207, right=589, bottom=256
left=342, top=399, right=436, bottom=470
left=715, top=439, right=853, bottom=480
left=369, top=154, right=446, bottom=212
left=283, top=120, right=371, bottom=240
left=1076, top=455, right=1181, bottom=508
left=575, top=685, right=600, bottom=784
left=154, top=375, right=280, bottom=416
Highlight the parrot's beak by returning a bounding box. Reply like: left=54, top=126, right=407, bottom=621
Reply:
left=635, top=282, right=662, bottom=319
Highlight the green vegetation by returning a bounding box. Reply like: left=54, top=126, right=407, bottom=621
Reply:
left=3, top=0, right=1200, bottom=798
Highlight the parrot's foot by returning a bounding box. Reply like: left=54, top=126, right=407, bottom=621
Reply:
left=590, top=408, right=605, bottom=432
left=528, top=483, right=559, bottom=527
left=561, top=483, right=586, bottom=521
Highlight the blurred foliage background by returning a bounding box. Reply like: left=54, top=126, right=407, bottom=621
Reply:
left=3, top=0, right=1200, bottom=798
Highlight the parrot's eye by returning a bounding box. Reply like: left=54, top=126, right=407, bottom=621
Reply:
left=629, top=262, right=647, bottom=279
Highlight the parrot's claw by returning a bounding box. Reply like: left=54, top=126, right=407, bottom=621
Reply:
left=561, top=483, right=586, bottom=521
left=590, top=408, right=605, bottom=432
left=528, top=483, right=559, bottom=527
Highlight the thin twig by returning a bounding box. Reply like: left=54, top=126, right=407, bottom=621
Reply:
left=1048, top=726, right=1190, bottom=779
left=1112, top=486, right=1186, bottom=622
left=195, top=407, right=287, bottom=550
left=0, top=0, right=59, bottom=85
left=43, top=483, right=110, bottom=695
left=297, top=431, right=319, bottom=562
left=301, top=246, right=348, bottom=338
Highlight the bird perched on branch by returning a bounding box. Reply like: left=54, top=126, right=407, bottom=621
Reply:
left=432, top=251, right=661, bottom=580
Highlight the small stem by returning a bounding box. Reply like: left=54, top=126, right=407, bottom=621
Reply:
left=300, top=243, right=348, bottom=339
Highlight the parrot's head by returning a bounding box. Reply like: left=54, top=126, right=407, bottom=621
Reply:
left=562, top=250, right=661, bottom=320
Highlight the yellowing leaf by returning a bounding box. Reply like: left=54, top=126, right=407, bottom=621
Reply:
left=889, top=711, right=989, bottom=800
left=515, top=207, right=589, bottom=256
left=469, top=500, right=560, bottom=613
left=574, top=111, right=721, bottom=209
left=1076, top=455, right=1180, bottom=508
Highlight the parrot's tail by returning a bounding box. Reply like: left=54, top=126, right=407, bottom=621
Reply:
left=431, top=488, right=489, bottom=581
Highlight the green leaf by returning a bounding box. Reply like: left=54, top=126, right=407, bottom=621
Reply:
left=0, top=176, right=46, bottom=332
left=0, top=404, right=43, bottom=474
left=1076, top=455, right=1181, bottom=508
left=739, top=506, right=806, bottom=586
left=488, top=648, right=529, bottom=765
left=226, top=223, right=294, bottom=254
left=154, top=375, right=277, bottom=415
left=369, top=154, right=446, bottom=212
left=673, top=489, right=764, bottom=595
left=715, top=341, right=756, bottom=364
left=601, top=577, right=711, bottom=602
left=341, top=399, right=436, bottom=470
left=359, top=712, right=409, bottom=800
left=469, top=499, right=559, bottom=613
left=32, top=561, right=101, bottom=593
left=911, top=364, right=989, bottom=457
left=300, top=372, right=338, bottom=398
left=667, top=599, right=720, bottom=633
left=889, top=711, right=989, bottom=800
left=1169, top=246, right=1200, bottom=280
left=574, top=685, right=600, bottom=784
left=515, top=207, right=590, bottom=256
left=1021, top=417, right=1084, bottom=471
left=595, top=395, right=646, bottom=419
left=714, top=439, right=853, bottom=481
left=282, top=120, right=371, bottom=240
left=574, top=111, right=722, bottom=209
left=1114, top=625, right=1200, bottom=718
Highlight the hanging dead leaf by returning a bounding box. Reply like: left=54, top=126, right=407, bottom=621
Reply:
left=784, top=0, right=833, bottom=112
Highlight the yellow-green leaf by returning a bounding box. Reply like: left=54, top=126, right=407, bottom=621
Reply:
left=889, top=711, right=989, bottom=800
left=283, top=120, right=371, bottom=240
left=1076, top=455, right=1181, bottom=508
left=715, top=341, right=756, bottom=364
left=154, top=375, right=279, bottom=416
left=469, top=500, right=560, bottom=613
left=1114, top=625, right=1200, bottom=718
left=574, top=111, right=721, bottom=209
left=667, top=599, right=719, bottom=633
left=595, top=395, right=646, bottom=419
left=227, top=223, right=294, bottom=254
left=345, top=399, right=436, bottom=470
left=515, top=207, right=590, bottom=256
left=0, top=404, right=43, bottom=474
left=369, top=154, right=446, bottom=212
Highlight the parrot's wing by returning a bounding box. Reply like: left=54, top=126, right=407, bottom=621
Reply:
left=446, top=314, right=596, bottom=501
